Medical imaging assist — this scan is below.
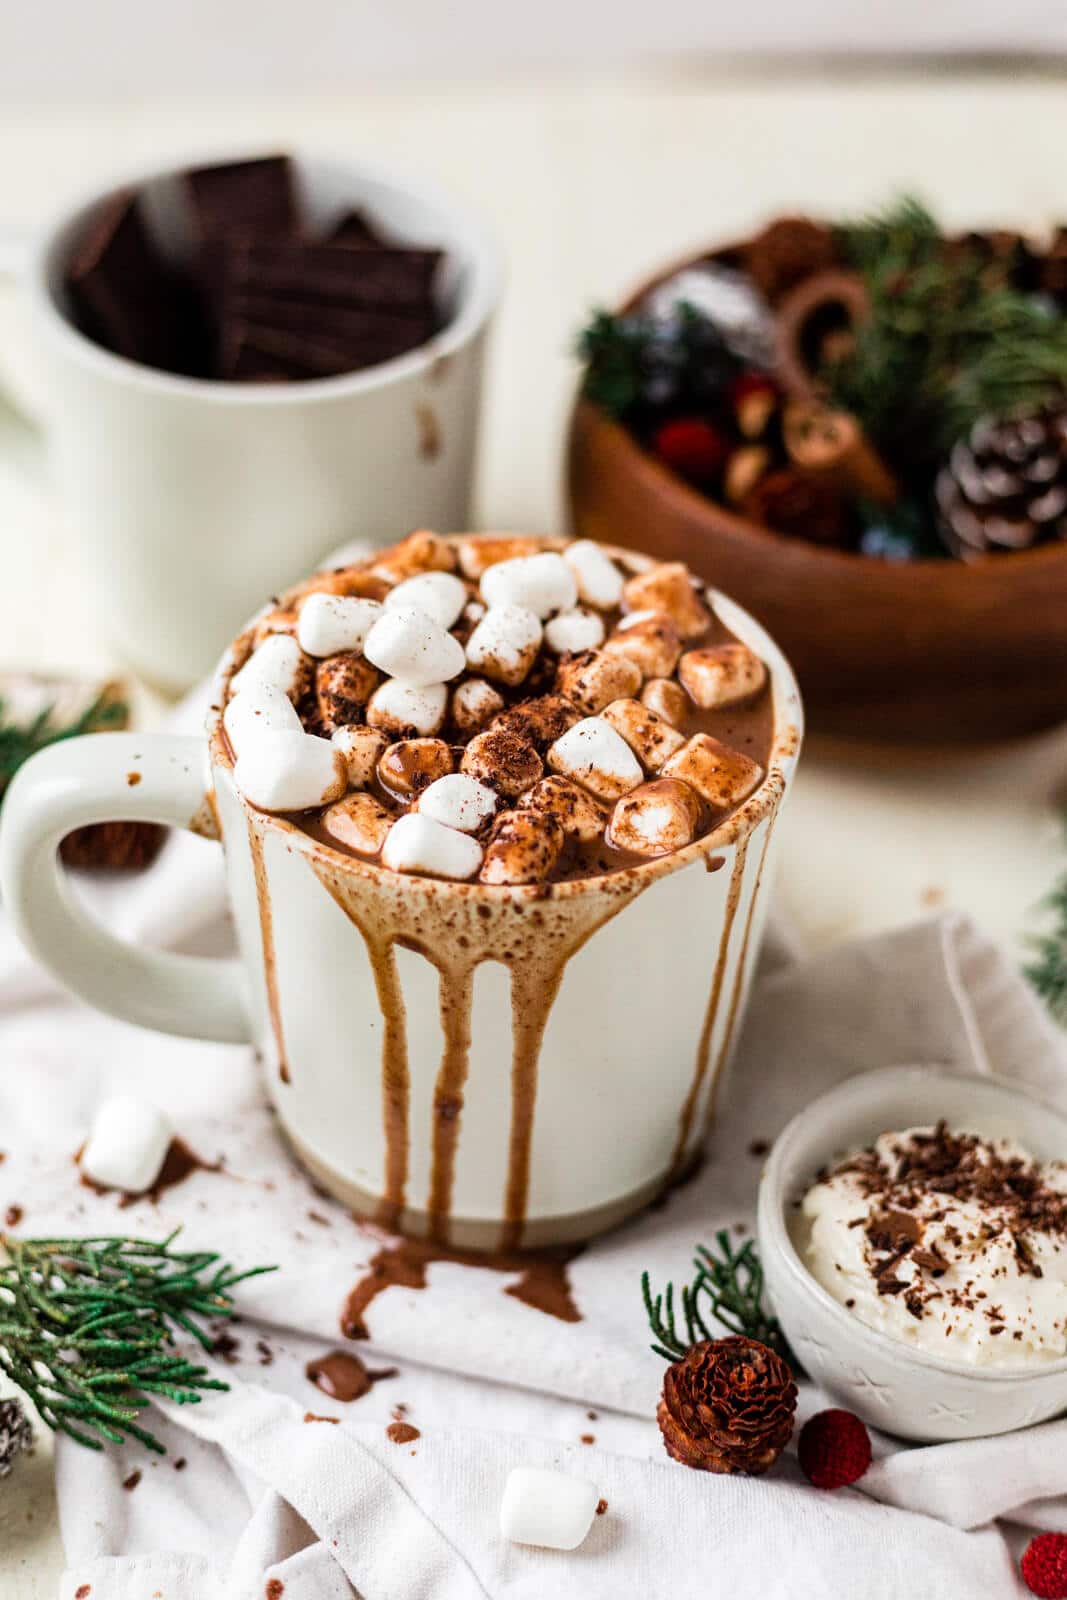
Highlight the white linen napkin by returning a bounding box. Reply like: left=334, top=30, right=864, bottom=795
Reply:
left=1, top=696, right=1064, bottom=1598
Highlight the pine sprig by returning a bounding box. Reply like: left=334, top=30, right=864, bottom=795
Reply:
left=1025, top=815, right=1067, bottom=1025
left=828, top=195, right=1067, bottom=475
left=641, top=1230, right=794, bottom=1367
left=0, top=691, right=128, bottom=796
left=0, top=1231, right=274, bottom=1453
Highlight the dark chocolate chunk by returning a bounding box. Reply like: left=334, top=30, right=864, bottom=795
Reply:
left=327, top=209, right=388, bottom=249
left=65, top=190, right=206, bottom=374
left=211, top=240, right=442, bottom=310
left=185, top=155, right=297, bottom=240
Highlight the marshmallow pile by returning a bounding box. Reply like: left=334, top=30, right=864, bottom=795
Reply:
left=224, top=532, right=770, bottom=883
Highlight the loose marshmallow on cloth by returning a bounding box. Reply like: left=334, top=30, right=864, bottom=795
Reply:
left=234, top=730, right=347, bottom=813
left=223, top=684, right=302, bottom=754
left=480, top=552, right=578, bottom=618
left=81, top=1094, right=172, bottom=1194
left=296, top=594, right=383, bottom=658
left=499, top=1467, right=600, bottom=1550
left=363, top=606, right=465, bottom=686
left=547, top=716, right=644, bottom=802
left=384, top=571, right=468, bottom=629
left=417, top=773, right=498, bottom=833
left=381, top=813, right=484, bottom=879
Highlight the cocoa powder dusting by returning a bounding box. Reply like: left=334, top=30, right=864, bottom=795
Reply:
left=247, top=820, right=290, bottom=1083
left=386, top=1420, right=420, bottom=1444
left=305, top=1350, right=397, bottom=1402
left=341, top=1237, right=582, bottom=1339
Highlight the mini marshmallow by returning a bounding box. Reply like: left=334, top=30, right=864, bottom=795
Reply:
left=499, top=1466, right=599, bottom=1550
left=465, top=605, right=543, bottom=686
left=480, top=552, right=578, bottom=619
left=231, top=633, right=311, bottom=703
left=457, top=535, right=543, bottom=579
left=315, top=653, right=380, bottom=731
left=662, top=733, right=764, bottom=811
left=563, top=539, right=625, bottom=609
left=385, top=570, right=468, bottom=629
left=252, top=606, right=299, bottom=648
left=601, top=697, right=686, bottom=770
left=641, top=676, right=689, bottom=727
left=234, top=729, right=347, bottom=813
left=381, top=812, right=484, bottom=881
left=366, top=680, right=449, bottom=737
left=322, top=792, right=393, bottom=856
left=603, top=611, right=682, bottom=680
left=544, top=608, right=606, bottom=655
left=623, top=562, right=710, bottom=639
left=555, top=649, right=642, bottom=714
left=417, top=772, right=498, bottom=833
left=481, top=808, right=565, bottom=885
left=678, top=644, right=768, bottom=709
left=364, top=606, right=466, bottom=687
left=223, top=683, right=302, bottom=754
left=81, top=1094, right=172, bottom=1195
left=377, top=738, right=454, bottom=797
left=607, top=777, right=701, bottom=857
left=372, top=529, right=456, bottom=581
left=332, top=724, right=387, bottom=787
left=461, top=728, right=543, bottom=796
left=519, top=775, right=607, bottom=843
left=547, top=716, right=644, bottom=802
left=450, top=677, right=505, bottom=737
left=296, top=593, right=383, bottom=657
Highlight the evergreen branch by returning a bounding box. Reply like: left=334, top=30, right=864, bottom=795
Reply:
left=642, top=1231, right=796, bottom=1367
left=1025, top=815, right=1067, bottom=1025
left=0, top=1233, right=275, bottom=1453
left=0, top=691, right=128, bottom=796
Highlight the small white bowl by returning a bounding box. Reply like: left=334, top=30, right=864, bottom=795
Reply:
left=757, top=1065, right=1067, bottom=1442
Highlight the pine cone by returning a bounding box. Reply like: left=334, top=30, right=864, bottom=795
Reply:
left=935, top=405, right=1067, bottom=557
left=743, top=217, right=837, bottom=306
left=0, top=1397, right=33, bottom=1478
left=656, top=1336, right=797, bottom=1475
left=60, top=821, right=167, bottom=871
left=742, top=466, right=852, bottom=548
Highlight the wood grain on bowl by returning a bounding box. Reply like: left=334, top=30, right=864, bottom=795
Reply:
left=568, top=396, right=1067, bottom=743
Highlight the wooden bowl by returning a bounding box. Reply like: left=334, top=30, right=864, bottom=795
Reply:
left=566, top=264, right=1067, bottom=744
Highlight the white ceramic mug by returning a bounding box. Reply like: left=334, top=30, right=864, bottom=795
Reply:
left=0, top=559, right=802, bottom=1249
left=0, top=153, right=500, bottom=689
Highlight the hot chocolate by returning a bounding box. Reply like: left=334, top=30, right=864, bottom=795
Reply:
left=221, top=532, right=774, bottom=885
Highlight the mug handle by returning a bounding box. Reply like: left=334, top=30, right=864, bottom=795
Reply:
left=0, top=732, right=251, bottom=1043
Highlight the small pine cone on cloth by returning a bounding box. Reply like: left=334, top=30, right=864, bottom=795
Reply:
left=657, top=1336, right=797, bottom=1475
left=935, top=405, right=1067, bottom=557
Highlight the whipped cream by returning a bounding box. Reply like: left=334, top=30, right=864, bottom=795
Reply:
left=802, top=1123, right=1067, bottom=1369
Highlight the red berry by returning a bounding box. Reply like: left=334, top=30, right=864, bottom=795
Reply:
left=1023, top=1534, right=1067, bottom=1598
left=652, top=418, right=728, bottom=484
left=797, top=1408, right=871, bottom=1489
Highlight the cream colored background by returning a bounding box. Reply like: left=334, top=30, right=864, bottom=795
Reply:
left=2, top=61, right=1067, bottom=1595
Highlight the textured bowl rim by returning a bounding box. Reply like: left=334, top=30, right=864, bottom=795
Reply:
left=757, top=1063, right=1067, bottom=1384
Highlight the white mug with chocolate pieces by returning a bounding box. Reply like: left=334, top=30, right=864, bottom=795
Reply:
left=0, top=153, right=500, bottom=688
left=0, top=534, right=802, bottom=1249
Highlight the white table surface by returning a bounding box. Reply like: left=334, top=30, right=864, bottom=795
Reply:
left=2, top=64, right=1067, bottom=1597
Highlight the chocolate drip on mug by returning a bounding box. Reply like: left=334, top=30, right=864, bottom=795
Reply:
left=700, top=786, right=783, bottom=1139
left=246, top=819, right=290, bottom=1084
left=669, top=839, right=750, bottom=1175
left=427, top=959, right=475, bottom=1243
